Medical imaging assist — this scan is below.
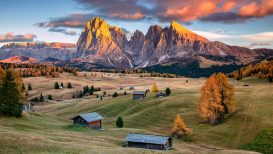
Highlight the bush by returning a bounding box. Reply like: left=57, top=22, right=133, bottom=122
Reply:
left=48, top=95, right=53, bottom=100
left=67, top=82, right=72, bottom=88
left=28, top=84, right=32, bottom=91
left=113, top=92, right=118, bottom=97
left=165, top=87, right=171, bottom=96
left=39, top=93, right=44, bottom=102
left=116, top=116, right=124, bottom=128
left=54, top=82, right=59, bottom=89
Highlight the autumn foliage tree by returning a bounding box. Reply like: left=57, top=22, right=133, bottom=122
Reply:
left=151, top=84, right=159, bottom=93
left=171, top=114, right=192, bottom=138
left=199, top=73, right=235, bottom=125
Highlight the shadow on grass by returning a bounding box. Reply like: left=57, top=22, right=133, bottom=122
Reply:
left=62, top=124, right=89, bottom=132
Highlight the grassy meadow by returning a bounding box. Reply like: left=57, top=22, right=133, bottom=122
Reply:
left=0, top=73, right=272, bottom=154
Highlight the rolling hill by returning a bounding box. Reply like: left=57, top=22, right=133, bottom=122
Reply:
left=0, top=73, right=272, bottom=153
left=0, top=56, right=37, bottom=63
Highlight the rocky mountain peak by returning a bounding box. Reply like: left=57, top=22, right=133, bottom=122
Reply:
left=169, top=20, right=209, bottom=43
left=170, top=21, right=191, bottom=33
left=131, top=30, right=144, bottom=40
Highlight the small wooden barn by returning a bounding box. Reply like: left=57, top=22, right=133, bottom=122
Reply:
left=125, top=133, right=172, bottom=150
left=72, top=112, right=103, bottom=129
left=133, top=91, right=146, bottom=100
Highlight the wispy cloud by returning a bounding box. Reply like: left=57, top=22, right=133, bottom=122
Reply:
left=194, top=30, right=273, bottom=48
left=48, top=27, right=77, bottom=36
left=0, top=32, right=37, bottom=43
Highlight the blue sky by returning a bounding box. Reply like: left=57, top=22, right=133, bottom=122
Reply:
left=1, top=0, right=273, bottom=48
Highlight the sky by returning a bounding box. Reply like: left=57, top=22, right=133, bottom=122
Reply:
left=0, top=0, right=273, bottom=49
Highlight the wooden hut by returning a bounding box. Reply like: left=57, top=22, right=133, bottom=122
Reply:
left=72, top=112, right=103, bottom=129
left=133, top=91, right=146, bottom=100
left=125, top=133, right=172, bottom=150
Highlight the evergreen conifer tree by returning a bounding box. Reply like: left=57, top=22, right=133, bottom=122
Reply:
left=28, top=84, right=32, bottom=91
left=116, top=116, right=124, bottom=128
left=0, top=69, right=22, bottom=117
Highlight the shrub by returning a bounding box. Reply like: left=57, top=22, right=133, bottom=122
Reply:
left=165, top=87, right=171, bottom=96
left=28, top=84, right=32, bottom=91
left=116, top=116, right=124, bottom=128
left=67, top=82, right=72, bottom=88
left=113, top=92, right=118, bottom=97
left=48, top=95, right=53, bottom=100
left=54, top=82, right=59, bottom=89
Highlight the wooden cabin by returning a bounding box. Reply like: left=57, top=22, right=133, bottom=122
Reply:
left=72, top=112, right=103, bottom=129
left=125, top=133, right=172, bottom=150
left=132, top=91, right=146, bottom=100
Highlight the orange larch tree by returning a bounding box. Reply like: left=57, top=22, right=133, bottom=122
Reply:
left=199, top=73, right=235, bottom=125
left=171, top=114, right=192, bottom=138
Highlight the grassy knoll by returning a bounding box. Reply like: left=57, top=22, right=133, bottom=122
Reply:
left=0, top=76, right=272, bottom=153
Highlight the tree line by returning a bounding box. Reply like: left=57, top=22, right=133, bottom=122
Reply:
left=228, top=60, right=273, bottom=82
left=0, top=63, right=80, bottom=78
left=89, top=68, right=178, bottom=78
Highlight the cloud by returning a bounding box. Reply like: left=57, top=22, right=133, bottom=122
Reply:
left=248, top=42, right=271, bottom=48
left=36, top=13, right=97, bottom=35
left=199, top=0, right=273, bottom=23
left=75, top=0, right=149, bottom=17
left=157, top=0, right=218, bottom=22
left=199, top=12, right=248, bottom=23
left=222, top=1, right=236, bottom=12
left=0, top=32, right=37, bottom=43
left=194, top=30, right=273, bottom=48
left=239, top=0, right=273, bottom=18
left=110, top=12, right=145, bottom=20
left=48, top=27, right=77, bottom=35
left=36, top=13, right=89, bottom=29
left=38, top=0, right=273, bottom=35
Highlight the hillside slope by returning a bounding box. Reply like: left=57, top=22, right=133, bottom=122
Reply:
left=0, top=75, right=272, bottom=153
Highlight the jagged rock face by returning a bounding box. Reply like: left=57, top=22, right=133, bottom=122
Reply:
left=76, top=17, right=271, bottom=68
left=125, top=30, right=145, bottom=65
left=0, top=42, right=77, bottom=61
left=133, top=21, right=212, bottom=67
left=77, top=17, right=132, bottom=68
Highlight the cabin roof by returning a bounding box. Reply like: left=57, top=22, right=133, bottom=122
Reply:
left=73, top=112, right=103, bottom=122
left=125, top=133, right=170, bottom=145
left=133, top=91, right=146, bottom=95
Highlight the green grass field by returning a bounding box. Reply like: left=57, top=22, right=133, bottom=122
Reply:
left=0, top=76, right=272, bottom=153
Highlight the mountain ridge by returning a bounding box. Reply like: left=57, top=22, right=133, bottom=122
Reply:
left=75, top=17, right=273, bottom=68
left=0, top=17, right=273, bottom=73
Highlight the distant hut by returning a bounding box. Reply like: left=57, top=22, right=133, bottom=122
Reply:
left=72, top=112, right=103, bottom=129
left=22, top=103, right=33, bottom=112
left=155, top=92, right=166, bottom=97
left=57, top=82, right=63, bottom=89
left=125, top=133, right=172, bottom=150
left=133, top=91, right=146, bottom=100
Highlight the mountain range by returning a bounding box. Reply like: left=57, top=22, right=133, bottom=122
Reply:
left=0, top=42, right=77, bottom=62
left=0, top=17, right=273, bottom=76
